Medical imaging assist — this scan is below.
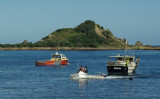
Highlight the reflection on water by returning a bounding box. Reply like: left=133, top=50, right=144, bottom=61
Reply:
left=71, top=74, right=140, bottom=88
left=36, top=64, right=67, bottom=68
left=71, top=79, right=89, bottom=88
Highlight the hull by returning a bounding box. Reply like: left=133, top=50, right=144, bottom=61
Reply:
left=71, top=72, right=106, bottom=79
left=36, top=60, right=68, bottom=66
left=107, top=66, right=128, bottom=75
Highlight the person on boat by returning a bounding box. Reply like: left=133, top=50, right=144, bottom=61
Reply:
left=84, top=66, right=88, bottom=73
left=136, top=58, right=140, bottom=65
left=77, top=65, right=84, bottom=73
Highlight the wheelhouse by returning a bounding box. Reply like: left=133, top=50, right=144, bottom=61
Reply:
left=107, top=55, right=136, bottom=66
left=51, top=52, right=68, bottom=60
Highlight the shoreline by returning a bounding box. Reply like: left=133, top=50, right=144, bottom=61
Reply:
left=0, top=47, right=160, bottom=50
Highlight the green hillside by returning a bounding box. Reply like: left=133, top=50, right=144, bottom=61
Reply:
left=35, top=20, right=127, bottom=47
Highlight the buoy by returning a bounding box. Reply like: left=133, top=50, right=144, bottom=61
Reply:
left=129, top=78, right=133, bottom=80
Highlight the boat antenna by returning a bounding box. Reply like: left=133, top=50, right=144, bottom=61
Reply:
left=125, top=40, right=128, bottom=56
left=56, top=47, right=58, bottom=52
left=78, top=60, right=79, bottom=69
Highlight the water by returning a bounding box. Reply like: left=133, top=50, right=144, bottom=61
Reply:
left=0, top=50, right=160, bottom=98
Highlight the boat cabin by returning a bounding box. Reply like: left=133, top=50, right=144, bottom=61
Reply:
left=51, top=52, right=68, bottom=61
left=116, top=56, right=135, bottom=62
left=108, top=55, right=136, bottom=66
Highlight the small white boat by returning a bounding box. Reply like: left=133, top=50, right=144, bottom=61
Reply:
left=70, top=71, right=106, bottom=79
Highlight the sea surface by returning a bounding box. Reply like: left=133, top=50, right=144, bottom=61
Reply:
left=0, top=50, right=160, bottom=99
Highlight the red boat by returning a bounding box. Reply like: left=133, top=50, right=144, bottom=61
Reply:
left=36, top=52, right=69, bottom=66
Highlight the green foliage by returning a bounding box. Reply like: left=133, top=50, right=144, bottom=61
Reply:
left=42, top=36, right=49, bottom=40
left=102, top=29, right=113, bottom=39
left=73, top=20, right=109, bottom=47
left=75, top=20, right=95, bottom=33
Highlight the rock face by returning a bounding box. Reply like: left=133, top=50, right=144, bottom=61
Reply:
left=36, top=20, right=127, bottom=47
left=135, top=41, right=143, bottom=46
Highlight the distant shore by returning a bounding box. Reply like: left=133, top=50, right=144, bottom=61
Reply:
left=0, top=46, right=160, bottom=50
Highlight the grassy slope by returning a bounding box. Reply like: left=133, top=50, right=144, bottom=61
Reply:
left=39, top=20, right=126, bottom=48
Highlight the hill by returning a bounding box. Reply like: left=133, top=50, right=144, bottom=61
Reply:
left=35, top=20, right=127, bottom=47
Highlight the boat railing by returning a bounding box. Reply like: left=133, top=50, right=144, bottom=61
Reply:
left=107, top=61, right=126, bottom=66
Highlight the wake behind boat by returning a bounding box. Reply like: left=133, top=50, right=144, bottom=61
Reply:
left=71, top=71, right=135, bottom=79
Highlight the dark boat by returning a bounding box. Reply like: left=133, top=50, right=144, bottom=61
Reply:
left=107, top=41, right=140, bottom=75
left=107, top=55, right=139, bottom=75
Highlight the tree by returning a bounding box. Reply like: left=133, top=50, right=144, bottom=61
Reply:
left=135, top=41, right=143, bottom=46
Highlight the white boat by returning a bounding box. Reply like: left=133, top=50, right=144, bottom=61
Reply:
left=70, top=71, right=106, bottom=79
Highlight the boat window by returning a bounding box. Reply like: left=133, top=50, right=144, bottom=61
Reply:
left=117, top=57, right=123, bottom=61
left=52, top=55, right=61, bottom=58
left=129, top=58, right=133, bottom=62
left=62, top=54, right=66, bottom=57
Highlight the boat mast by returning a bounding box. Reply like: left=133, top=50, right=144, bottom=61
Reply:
left=125, top=40, right=128, bottom=56
left=78, top=60, right=79, bottom=69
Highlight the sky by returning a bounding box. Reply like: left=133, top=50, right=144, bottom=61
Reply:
left=0, top=0, right=160, bottom=45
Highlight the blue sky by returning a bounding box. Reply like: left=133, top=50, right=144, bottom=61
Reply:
left=0, top=0, right=160, bottom=45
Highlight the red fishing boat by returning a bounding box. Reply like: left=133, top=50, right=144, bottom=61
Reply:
left=36, top=52, right=69, bottom=66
